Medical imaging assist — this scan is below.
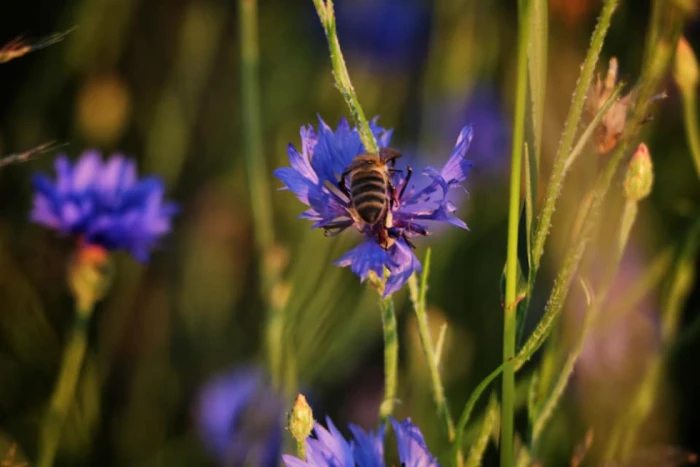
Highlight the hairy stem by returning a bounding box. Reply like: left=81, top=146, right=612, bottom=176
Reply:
left=378, top=297, right=398, bottom=420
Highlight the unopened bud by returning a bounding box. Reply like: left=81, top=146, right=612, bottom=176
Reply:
left=288, top=394, right=314, bottom=442
left=623, top=143, right=654, bottom=202
left=68, top=243, right=113, bottom=315
left=674, top=37, right=699, bottom=95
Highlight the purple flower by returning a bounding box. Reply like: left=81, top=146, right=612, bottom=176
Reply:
left=195, top=367, right=284, bottom=467
left=274, top=117, right=472, bottom=296
left=334, top=0, right=432, bottom=71
left=30, top=150, right=177, bottom=261
left=282, top=416, right=437, bottom=467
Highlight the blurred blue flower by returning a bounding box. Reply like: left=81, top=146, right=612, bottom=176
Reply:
left=282, top=416, right=438, bottom=466
left=196, top=367, right=284, bottom=467
left=428, top=85, right=510, bottom=176
left=30, top=150, right=177, bottom=261
left=334, top=0, right=432, bottom=71
left=274, top=117, right=472, bottom=296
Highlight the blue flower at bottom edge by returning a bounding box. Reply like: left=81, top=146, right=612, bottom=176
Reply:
left=196, top=367, right=284, bottom=467
left=30, top=150, right=178, bottom=261
left=282, top=416, right=439, bottom=467
left=274, top=117, right=472, bottom=296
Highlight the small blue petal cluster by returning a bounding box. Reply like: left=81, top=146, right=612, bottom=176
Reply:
left=282, top=416, right=438, bottom=467
left=196, top=367, right=284, bottom=467
left=31, top=150, right=177, bottom=261
left=275, top=117, right=472, bottom=296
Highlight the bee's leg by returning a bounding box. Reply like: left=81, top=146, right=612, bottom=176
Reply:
left=398, top=166, right=413, bottom=200
left=403, top=235, right=417, bottom=249
left=380, top=148, right=402, bottom=167
left=322, top=219, right=354, bottom=236
left=338, top=171, right=351, bottom=199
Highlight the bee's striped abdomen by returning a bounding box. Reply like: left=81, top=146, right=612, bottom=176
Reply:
left=350, top=169, right=387, bottom=224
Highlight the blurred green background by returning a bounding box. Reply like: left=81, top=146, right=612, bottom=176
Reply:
left=0, top=0, right=699, bottom=465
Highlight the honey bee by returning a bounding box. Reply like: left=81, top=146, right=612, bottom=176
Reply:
left=336, top=148, right=413, bottom=248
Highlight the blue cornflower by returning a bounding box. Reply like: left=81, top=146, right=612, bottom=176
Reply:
left=334, top=0, right=432, bottom=71
left=30, top=150, right=177, bottom=261
left=274, top=117, right=472, bottom=296
left=195, top=367, right=284, bottom=467
left=282, top=416, right=439, bottom=467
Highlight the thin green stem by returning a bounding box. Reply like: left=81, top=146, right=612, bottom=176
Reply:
left=296, top=439, right=306, bottom=461
left=378, top=297, right=398, bottom=420
left=240, top=0, right=287, bottom=389
left=530, top=0, right=618, bottom=275
left=312, top=0, right=377, bottom=153
left=502, top=1, right=531, bottom=465
left=466, top=395, right=500, bottom=467
left=240, top=0, right=274, bottom=254
left=408, top=250, right=455, bottom=441
left=37, top=310, right=92, bottom=467
left=680, top=90, right=700, bottom=178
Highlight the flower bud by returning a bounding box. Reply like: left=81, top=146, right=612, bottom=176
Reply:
left=674, top=37, right=699, bottom=96
left=68, top=243, right=113, bottom=315
left=623, top=143, right=654, bottom=202
left=288, top=394, right=314, bottom=443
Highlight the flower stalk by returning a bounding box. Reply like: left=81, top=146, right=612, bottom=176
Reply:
left=378, top=296, right=398, bottom=420
left=408, top=250, right=455, bottom=441
left=502, top=0, right=531, bottom=464
left=38, top=246, right=112, bottom=467
left=239, top=0, right=289, bottom=390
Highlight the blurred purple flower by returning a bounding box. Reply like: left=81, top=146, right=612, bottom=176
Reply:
left=335, top=0, right=432, bottom=71
left=195, top=367, right=284, bottom=467
left=30, top=150, right=177, bottom=261
left=274, top=117, right=472, bottom=296
left=428, top=85, right=510, bottom=176
left=282, top=416, right=438, bottom=466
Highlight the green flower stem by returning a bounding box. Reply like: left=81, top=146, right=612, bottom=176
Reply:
left=531, top=200, right=638, bottom=445
left=240, top=0, right=287, bottom=389
left=408, top=250, right=455, bottom=441
left=502, top=1, right=531, bottom=465
left=466, top=395, right=499, bottom=467
left=37, top=309, right=92, bottom=467
left=378, top=296, right=398, bottom=420
left=680, top=88, right=700, bottom=179
left=296, top=439, right=306, bottom=461
left=529, top=0, right=618, bottom=278
left=312, top=0, right=378, bottom=154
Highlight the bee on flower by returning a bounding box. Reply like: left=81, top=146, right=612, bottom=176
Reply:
left=274, top=117, right=472, bottom=297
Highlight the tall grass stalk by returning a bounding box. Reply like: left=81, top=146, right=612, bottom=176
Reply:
left=408, top=250, right=455, bottom=440
left=240, top=0, right=287, bottom=389
left=502, top=0, right=531, bottom=464
left=311, top=0, right=398, bottom=420
left=38, top=309, right=91, bottom=467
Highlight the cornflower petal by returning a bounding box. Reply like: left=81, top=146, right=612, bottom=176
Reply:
left=334, top=240, right=391, bottom=282
left=349, top=424, right=385, bottom=467
left=440, top=125, right=474, bottom=186
left=390, top=417, right=439, bottom=467
left=384, top=240, right=422, bottom=297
